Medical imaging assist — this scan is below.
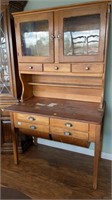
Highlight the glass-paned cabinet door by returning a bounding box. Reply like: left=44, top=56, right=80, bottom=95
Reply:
left=15, top=12, right=54, bottom=63
left=0, top=11, right=11, bottom=95
left=58, top=3, right=107, bottom=62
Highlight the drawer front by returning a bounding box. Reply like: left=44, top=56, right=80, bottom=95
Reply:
left=44, top=64, right=71, bottom=72
left=19, top=63, right=42, bottom=72
left=14, top=121, right=49, bottom=133
left=72, top=63, right=103, bottom=73
left=50, top=118, right=88, bottom=132
left=14, top=113, right=49, bottom=125
left=50, top=127, right=88, bottom=140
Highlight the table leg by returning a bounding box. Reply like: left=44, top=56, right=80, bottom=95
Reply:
left=93, top=125, right=101, bottom=190
left=10, top=113, right=19, bottom=165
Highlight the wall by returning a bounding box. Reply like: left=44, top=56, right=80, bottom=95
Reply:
left=24, top=0, right=112, bottom=158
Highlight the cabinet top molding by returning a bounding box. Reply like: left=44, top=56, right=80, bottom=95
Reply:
left=12, top=0, right=111, bottom=17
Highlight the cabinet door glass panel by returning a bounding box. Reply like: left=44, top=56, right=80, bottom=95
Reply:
left=0, top=12, right=10, bottom=94
left=63, top=14, right=100, bottom=56
left=20, top=20, right=49, bottom=57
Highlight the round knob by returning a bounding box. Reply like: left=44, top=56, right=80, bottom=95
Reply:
left=29, top=66, right=33, bottom=69
left=54, top=66, right=59, bottom=70
left=85, top=67, right=90, bottom=70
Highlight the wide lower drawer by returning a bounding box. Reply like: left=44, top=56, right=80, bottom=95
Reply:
left=14, top=113, right=49, bottom=125
left=50, top=118, right=88, bottom=132
left=50, top=127, right=88, bottom=140
left=44, top=64, right=71, bottom=72
left=14, top=121, right=49, bottom=133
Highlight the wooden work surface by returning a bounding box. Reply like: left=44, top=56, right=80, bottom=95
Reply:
left=6, top=97, right=104, bottom=124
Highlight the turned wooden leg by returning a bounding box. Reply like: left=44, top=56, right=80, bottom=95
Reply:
left=93, top=125, right=101, bottom=190
left=10, top=113, right=19, bottom=165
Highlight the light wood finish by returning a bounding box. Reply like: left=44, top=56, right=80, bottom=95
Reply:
left=19, top=63, right=42, bottom=72
left=14, top=12, right=54, bottom=63
left=50, top=127, right=88, bottom=140
left=72, top=63, right=104, bottom=73
left=50, top=118, right=88, bottom=132
left=33, top=85, right=102, bottom=102
left=14, top=113, right=49, bottom=125
left=44, top=64, right=71, bottom=72
left=6, top=1, right=110, bottom=190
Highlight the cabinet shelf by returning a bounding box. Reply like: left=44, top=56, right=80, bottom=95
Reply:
left=28, top=82, right=101, bottom=89
left=20, top=71, right=103, bottom=78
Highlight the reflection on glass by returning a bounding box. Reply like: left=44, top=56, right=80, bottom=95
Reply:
left=0, top=12, right=10, bottom=94
left=20, top=20, right=49, bottom=56
left=64, top=14, right=100, bottom=56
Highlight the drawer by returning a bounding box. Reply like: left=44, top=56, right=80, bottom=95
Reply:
left=72, top=63, right=103, bottom=73
left=50, top=127, right=88, bottom=140
left=50, top=118, right=88, bottom=132
left=14, top=121, right=49, bottom=133
left=44, top=64, right=71, bottom=72
left=14, top=113, right=49, bottom=125
left=19, top=63, right=42, bottom=72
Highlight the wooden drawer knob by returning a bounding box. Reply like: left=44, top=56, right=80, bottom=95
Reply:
left=54, top=66, right=59, bottom=70
left=65, top=123, right=73, bottom=127
left=29, top=66, right=33, bottom=69
left=85, top=67, right=90, bottom=70
left=64, top=132, right=72, bottom=136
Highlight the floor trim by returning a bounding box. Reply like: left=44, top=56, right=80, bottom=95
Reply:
left=38, top=138, right=112, bottom=161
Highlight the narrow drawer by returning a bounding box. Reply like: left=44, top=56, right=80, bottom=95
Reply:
left=44, top=64, right=71, bottom=72
left=50, top=127, right=88, bottom=140
left=14, top=121, right=49, bottom=133
left=19, top=63, right=42, bottom=72
left=72, top=63, right=103, bottom=73
left=14, top=113, right=49, bottom=125
left=50, top=118, right=88, bottom=132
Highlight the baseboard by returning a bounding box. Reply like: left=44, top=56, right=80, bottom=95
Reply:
left=38, top=138, right=112, bottom=161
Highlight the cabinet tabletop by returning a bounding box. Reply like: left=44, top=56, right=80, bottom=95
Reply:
left=6, top=97, right=104, bottom=124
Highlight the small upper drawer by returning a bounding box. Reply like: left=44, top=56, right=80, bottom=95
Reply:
left=14, top=113, right=49, bottom=125
left=72, top=63, right=103, bottom=73
left=50, top=118, right=88, bottom=132
left=19, top=63, right=42, bottom=72
left=44, top=64, right=71, bottom=72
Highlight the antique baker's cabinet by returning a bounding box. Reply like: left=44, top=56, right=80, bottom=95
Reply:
left=6, top=1, right=110, bottom=189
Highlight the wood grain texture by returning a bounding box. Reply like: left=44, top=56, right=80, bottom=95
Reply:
left=1, top=144, right=111, bottom=199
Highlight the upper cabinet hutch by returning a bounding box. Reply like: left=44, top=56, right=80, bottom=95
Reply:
left=6, top=1, right=111, bottom=189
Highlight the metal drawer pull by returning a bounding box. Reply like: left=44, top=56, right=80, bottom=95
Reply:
left=54, top=66, right=59, bottom=70
left=64, top=132, right=72, bottom=136
left=65, top=123, right=73, bottom=127
left=30, top=126, right=36, bottom=130
left=29, top=66, right=33, bottom=69
left=28, top=117, right=35, bottom=121
left=18, top=122, right=22, bottom=125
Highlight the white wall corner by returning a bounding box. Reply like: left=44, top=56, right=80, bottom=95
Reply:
left=37, top=138, right=112, bottom=161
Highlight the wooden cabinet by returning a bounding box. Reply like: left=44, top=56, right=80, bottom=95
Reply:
left=6, top=1, right=110, bottom=189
